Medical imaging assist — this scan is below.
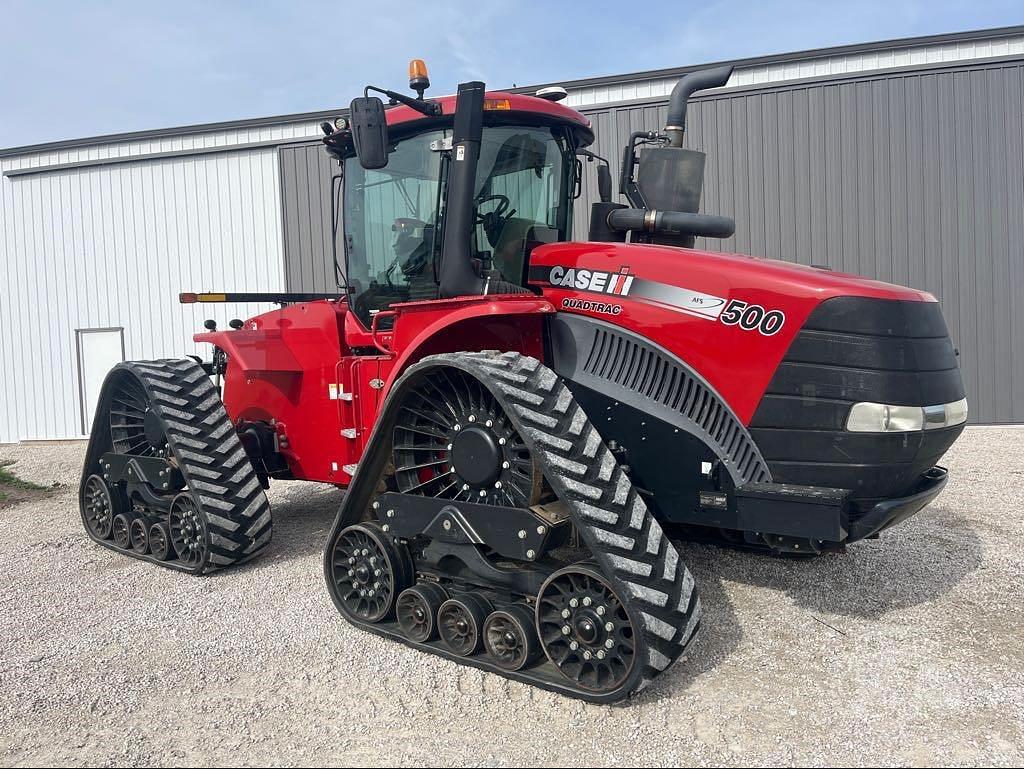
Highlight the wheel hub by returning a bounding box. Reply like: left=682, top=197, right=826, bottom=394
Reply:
left=537, top=565, right=637, bottom=692
left=143, top=408, right=166, bottom=448
left=169, top=494, right=207, bottom=568
left=331, top=525, right=407, bottom=623
left=574, top=612, right=602, bottom=645
left=450, top=426, right=502, bottom=487
left=392, top=368, right=541, bottom=507
left=83, top=475, right=115, bottom=539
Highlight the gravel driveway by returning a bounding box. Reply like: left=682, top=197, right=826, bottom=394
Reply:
left=0, top=427, right=1021, bottom=767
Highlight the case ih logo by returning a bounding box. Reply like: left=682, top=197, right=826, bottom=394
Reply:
left=548, top=266, right=635, bottom=296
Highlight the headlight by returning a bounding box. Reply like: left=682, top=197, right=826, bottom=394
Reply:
left=846, top=398, right=968, bottom=432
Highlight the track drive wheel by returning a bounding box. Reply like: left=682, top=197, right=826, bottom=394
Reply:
left=82, top=474, right=119, bottom=540
left=484, top=605, right=539, bottom=671
left=396, top=583, right=448, bottom=643
left=329, top=523, right=413, bottom=623
left=438, top=593, right=492, bottom=657
left=536, top=563, right=638, bottom=694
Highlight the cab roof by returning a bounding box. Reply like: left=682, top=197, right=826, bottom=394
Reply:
left=382, top=90, right=591, bottom=133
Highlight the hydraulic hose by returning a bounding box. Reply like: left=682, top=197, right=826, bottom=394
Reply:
left=606, top=207, right=735, bottom=240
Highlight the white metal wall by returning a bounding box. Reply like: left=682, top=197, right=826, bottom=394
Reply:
left=0, top=121, right=319, bottom=442
left=565, top=31, right=1024, bottom=107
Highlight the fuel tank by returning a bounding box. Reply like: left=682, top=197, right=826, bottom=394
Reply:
left=528, top=242, right=966, bottom=518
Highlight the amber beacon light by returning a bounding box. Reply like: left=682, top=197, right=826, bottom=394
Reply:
left=408, top=59, right=430, bottom=98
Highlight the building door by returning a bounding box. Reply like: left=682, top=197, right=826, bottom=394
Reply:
left=76, top=328, right=125, bottom=435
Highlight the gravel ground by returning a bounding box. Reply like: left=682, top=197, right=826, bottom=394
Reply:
left=0, top=426, right=1021, bottom=767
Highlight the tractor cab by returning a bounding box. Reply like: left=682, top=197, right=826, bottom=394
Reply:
left=322, top=67, right=593, bottom=328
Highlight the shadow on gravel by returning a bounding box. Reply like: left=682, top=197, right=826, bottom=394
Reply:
left=638, top=507, right=982, bottom=702
left=686, top=506, right=982, bottom=621
left=227, top=482, right=345, bottom=574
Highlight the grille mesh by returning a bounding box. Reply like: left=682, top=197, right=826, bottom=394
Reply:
left=583, top=326, right=771, bottom=485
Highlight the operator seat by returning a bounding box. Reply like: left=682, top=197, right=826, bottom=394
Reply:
left=493, top=219, right=558, bottom=285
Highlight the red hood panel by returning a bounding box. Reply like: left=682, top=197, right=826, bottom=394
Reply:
left=530, top=242, right=937, bottom=423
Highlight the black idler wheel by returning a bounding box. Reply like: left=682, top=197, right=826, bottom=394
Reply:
left=536, top=563, right=637, bottom=693
left=168, top=493, right=208, bottom=569
left=329, top=523, right=413, bottom=623
left=483, top=604, right=540, bottom=671
left=111, top=512, right=135, bottom=550
left=148, top=522, right=173, bottom=561
left=82, top=474, right=120, bottom=540
left=438, top=593, right=493, bottom=657
left=129, top=517, right=149, bottom=554
left=396, top=582, right=449, bottom=643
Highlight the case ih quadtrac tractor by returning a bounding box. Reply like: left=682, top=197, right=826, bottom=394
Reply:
left=79, top=61, right=967, bottom=702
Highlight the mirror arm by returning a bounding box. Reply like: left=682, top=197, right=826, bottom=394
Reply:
left=365, top=85, right=442, bottom=117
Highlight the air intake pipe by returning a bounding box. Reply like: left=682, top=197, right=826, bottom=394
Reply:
left=606, top=208, right=735, bottom=240
left=664, top=64, right=733, bottom=147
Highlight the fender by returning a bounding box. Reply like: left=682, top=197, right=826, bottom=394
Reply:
left=544, top=313, right=770, bottom=493
left=380, top=294, right=555, bottom=394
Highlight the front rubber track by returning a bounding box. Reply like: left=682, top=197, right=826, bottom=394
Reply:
left=79, top=358, right=273, bottom=574
left=324, top=351, right=702, bottom=702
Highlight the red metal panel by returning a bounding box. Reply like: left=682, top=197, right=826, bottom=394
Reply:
left=529, top=242, right=935, bottom=424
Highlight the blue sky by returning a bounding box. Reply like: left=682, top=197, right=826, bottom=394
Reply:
left=1, top=0, right=1020, bottom=149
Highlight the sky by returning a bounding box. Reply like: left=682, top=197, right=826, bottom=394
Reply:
left=1, top=0, right=1021, bottom=149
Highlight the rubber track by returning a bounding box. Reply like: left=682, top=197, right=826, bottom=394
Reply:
left=86, top=359, right=272, bottom=573
left=326, top=350, right=701, bottom=700
left=457, top=351, right=702, bottom=696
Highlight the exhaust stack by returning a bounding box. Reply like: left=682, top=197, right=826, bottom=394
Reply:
left=664, top=64, right=733, bottom=147
left=592, top=64, right=737, bottom=247
left=439, top=81, right=486, bottom=299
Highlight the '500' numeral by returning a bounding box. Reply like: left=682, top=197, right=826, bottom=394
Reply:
left=720, top=299, right=786, bottom=336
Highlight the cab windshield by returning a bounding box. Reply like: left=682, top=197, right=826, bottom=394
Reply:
left=342, top=124, right=572, bottom=326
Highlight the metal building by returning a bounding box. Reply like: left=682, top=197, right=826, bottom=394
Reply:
left=2, top=26, right=1022, bottom=443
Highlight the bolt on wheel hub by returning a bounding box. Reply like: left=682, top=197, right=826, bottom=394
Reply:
left=330, top=524, right=408, bottom=623
left=169, top=493, right=208, bottom=569
left=536, top=564, right=637, bottom=692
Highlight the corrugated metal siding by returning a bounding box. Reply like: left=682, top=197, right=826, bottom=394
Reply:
left=0, top=148, right=286, bottom=442
left=565, top=32, right=1024, bottom=107
left=575, top=59, right=1024, bottom=424
left=280, top=143, right=341, bottom=293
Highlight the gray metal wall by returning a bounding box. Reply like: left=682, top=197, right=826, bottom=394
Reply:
left=281, top=57, right=1024, bottom=424
left=279, top=143, right=341, bottom=292
left=580, top=58, right=1024, bottom=424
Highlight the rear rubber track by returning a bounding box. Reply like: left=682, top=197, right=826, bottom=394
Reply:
left=80, top=358, right=273, bottom=574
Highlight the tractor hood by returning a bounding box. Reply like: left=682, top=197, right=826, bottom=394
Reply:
left=528, top=241, right=942, bottom=425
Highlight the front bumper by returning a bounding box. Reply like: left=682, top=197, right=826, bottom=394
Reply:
left=846, top=466, right=948, bottom=542
left=729, top=466, right=949, bottom=552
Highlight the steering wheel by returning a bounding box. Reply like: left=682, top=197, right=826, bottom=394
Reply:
left=474, top=194, right=511, bottom=224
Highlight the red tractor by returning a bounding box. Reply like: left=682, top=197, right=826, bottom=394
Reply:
left=79, top=61, right=967, bottom=702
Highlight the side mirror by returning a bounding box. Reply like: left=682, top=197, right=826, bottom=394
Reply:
left=597, top=165, right=612, bottom=203
left=349, top=96, right=389, bottom=169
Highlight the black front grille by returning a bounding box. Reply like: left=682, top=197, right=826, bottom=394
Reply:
left=750, top=296, right=966, bottom=501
